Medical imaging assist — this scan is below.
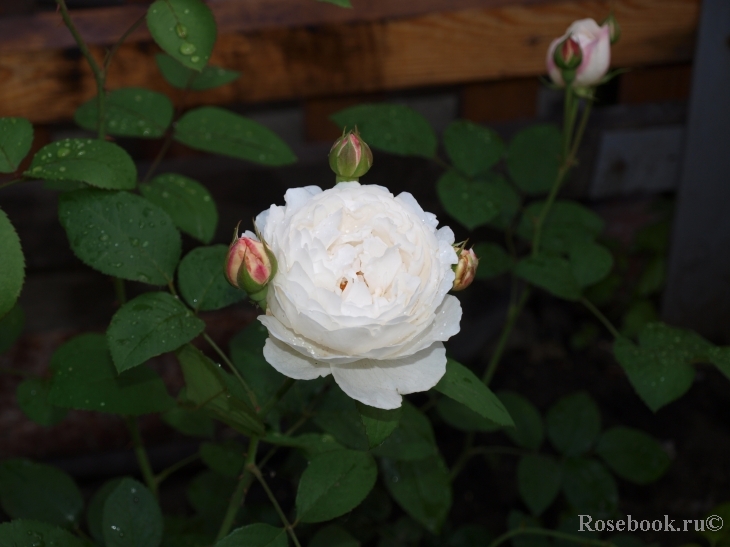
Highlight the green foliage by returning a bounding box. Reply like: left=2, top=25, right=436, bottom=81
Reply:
left=636, top=256, right=666, bottom=296
left=296, top=449, right=377, bottom=523
left=48, top=333, right=175, bottom=415
left=507, top=511, right=550, bottom=547
left=620, top=300, right=658, bottom=338
left=506, top=125, right=562, bottom=195
left=331, top=104, right=437, bottom=158
left=0, top=459, right=83, bottom=527
left=381, top=455, right=452, bottom=533
left=436, top=397, right=499, bottom=432
left=0, top=117, right=33, bottom=173
left=517, top=200, right=605, bottom=251
left=147, top=0, right=217, bottom=71
left=0, top=520, right=86, bottom=547
left=187, top=470, right=237, bottom=530
left=316, top=0, right=352, bottom=7
left=313, top=384, right=369, bottom=451
left=177, top=343, right=266, bottom=436
left=0, top=303, right=24, bottom=353
left=568, top=240, right=614, bottom=288
left=102, top=478, right=163, bottom=547
left=356, top=402, right=401, bottom=449
left=161, top=406, right=215, bottom=438
left=28, top=139, right=136, bottom=190
left=58, top=189, right=181, bottom=285
left=0, top=209, right=24, bottom=319
left=107, top=291, right=205, bottom=373
left=200, top=440, right=246, bottom=478
left=16, top=378, right=67, bottom=427
left=140, top=173, right=218, bottom=244
left=88, top=478, right=126, bottom=544
left=443, top=524, right=493, bottom=547
left=230, top=323, right=285, bottom=410
left=75, top=88, right=174, bottom=138
left=309, top=524, right=359, bottom=547
left=175, top=107, right=297, bottom=165
left=473, top=242, right=512, bottom=280
left=699, top=503, right=730, bottom=547
left=436, top=170, right=503, bottom=231
left=178, top=245, right=244, bottom=311
left=444, top=120, right=504, bottom=176
left=371, top=402, right=437, bottom=461
left=546, top=392, right=601, bottom=456
left=515, top=255, right=581, bottom=301
left=561, top=458, right=618, bottom=517
left=155, top=54, right=240, bottom=90
left=595, top=426, right=670, bottom=484
left=517, top=455, right=562, bottom=516
left=435, top=358, right=513, bottom=426
left=216, top=524, right=288, bottom=547
left=498, top=391, right=544, bottom=450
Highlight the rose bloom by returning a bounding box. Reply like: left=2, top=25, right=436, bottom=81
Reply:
left=546, top=18, right=611, bottom=87
left=254, top=182, right=462, bottom=409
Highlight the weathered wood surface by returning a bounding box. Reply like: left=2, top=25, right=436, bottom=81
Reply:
left=0, top=0, right=699, bottom=123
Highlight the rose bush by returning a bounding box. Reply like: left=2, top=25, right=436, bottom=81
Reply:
left=546, top=18, right=612, bottom=87
left=253, top=181, right=462, bottom=409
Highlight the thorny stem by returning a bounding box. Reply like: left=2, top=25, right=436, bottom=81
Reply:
left=154, top=452, right=200, bottom=487
left=202, top=332, right=259, bottom=409
left=103, top=12, right=146, bottom=71
left=249, top=463, right=303, bottom=547
left=216, top=436, right=259, bottom=541
left=581, top=296, right=620, bottom=339
left=125, top=417, right=158, bottom=498
left=489, top=528, right=616, bottom=547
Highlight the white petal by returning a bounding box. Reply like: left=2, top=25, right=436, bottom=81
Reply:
left=284, top=185, right=322, bottom=211
left=262, top=337, right=333, bottom=380
left=330, top=344, right=447, bottom=409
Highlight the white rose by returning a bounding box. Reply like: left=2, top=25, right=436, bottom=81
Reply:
left=547, top=18, right=611, bottom=88
left=254, top=182, right=462, bottom=409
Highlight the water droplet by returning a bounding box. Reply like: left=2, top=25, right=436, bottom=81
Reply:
left=130, top=238, right=139, bottom=246
left=99, top=234, right=109, bottom=241
left=59, top=166, right=66, bottom=172
left=142, top=241, right=149, bottom=248
left=190, top=55, right=200, bottom=63
left=57, top=147, right=70, bottom=157
left=179, top=42, right=197, bottom=55
left=175, top=23, right=188, bottom=38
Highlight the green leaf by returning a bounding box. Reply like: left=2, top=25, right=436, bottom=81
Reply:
left=88, top=478, right=126, bottom=544
left=569, top=240, right=613, bottom=288
left=161, top=405, right=215, bottom=438
left=371, top=402, right=437, bottom=461
left=74, top=88, right=173, bottom=138
left=436, top=170, right=502, bottom=230
left=444, top=120, right=504, bottom=176
left=155, top=54, right=241, bottom=90
left=141, top=173, right=218, bottom=244
left=0, top=209, right=24, bottom=319
left=517, top=455, right=562, bottom=516
left=709, top=346, right=730, bottom=382
left=436, top=397, right=499, bottom=432
left=620, top=300, right=658, bottom=339
left=515, top=255, right=581, bottom=301
left=178, top=245, right=244, bottom=311
left=175, top=107, right=296, bottom=165
left=200, top=440, right=246, bottom=478
left=506, top=124, right=561, bottom=195
left=313, top=384, right=369, bottom=451
left=27, top=139, right=136, bottom=190
left=381, top=455, right=452, bottom=533
left=637, top=256, right=666, bottom=296
left=58, top=189, right=181, bottom=285
left=700, top=503, right=730, bottom=547
left=498, top=391, right=543, bottom=450
left=107, top=291, right=205, bottom=373
left=0, top=459, right=83, bottom=526
left=187, top=470, right=237, bottom=528
left=331, top=104, right=437, bottom=158
left=434, top=358, right=514, bottom=426
left=356, top=402, right=401, bottom=448
left=0, top=303, right=24, bottom=353
left=0, top=520, right=86, bottom=547
left=43, top=179, right=89, bottom=192
left=16, top=378, right=67, bottom=427
left=102, top=478, right=163, bottom=547
left=517, top=200, right=605, bottom=251
left=230, top=322, right=285, bottom=408
left=309, top=524, right=358, bottom=547
left=147, top=0, right=216, bottom=72
left=316, top=0, right=352, bottom=7
left=0, top=117, right=33, bottom=173
left=296, top=449, right=377, bottom=523
left=49, top=333, right=175, bottom=415
left=561, top=458, right=618, bottom=517
left=263, top=432, right=344, bottom=456
left=216, top=524, right=288, bottom=547
left=596, top=426, right=670, bottom=484
left=478, top=174, right=521, bottom=229
left=444, top=525, right=493, bottom=547
left=473, top=242, right=512, bottom=280
left=546, top=392, right=601, bottom=456
left=177, top=343, right=265, bottom=436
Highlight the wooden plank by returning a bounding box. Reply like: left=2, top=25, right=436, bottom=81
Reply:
left=461, top=78, right=540, bottom=123
left=619, top=64, right=692, bottom=104
left=0, top=0, right=699, bottom=124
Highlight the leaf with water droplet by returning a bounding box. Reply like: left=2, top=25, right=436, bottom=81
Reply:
left=147, top=0, right=216, bottom=71
left=0, top=520, right=87, bottom=547
left=0, top=209, right=25, bottom=320
left=178, top=245, right=244, bottom=312
left=107, top=291, right=205, bottom=373
left=102, top=478, right=162, bottom=547
left=0, top=117, right=33, bottom=173
left=16, top=377, right=67, bottom=427
left=155, top=54, right=240, bottom=91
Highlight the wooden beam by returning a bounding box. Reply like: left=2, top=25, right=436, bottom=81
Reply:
left=0, top=0, right=699, bottom=124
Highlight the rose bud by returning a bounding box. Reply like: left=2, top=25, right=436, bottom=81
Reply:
left=602, top=13, right=621, bottom=45
left=546, top=18, right=612, bottom=88
left=452, top=246, right=479, bottom=291
left=329, top=129, right=373, bottom=183
left=226, top=229, right=277, bottom=308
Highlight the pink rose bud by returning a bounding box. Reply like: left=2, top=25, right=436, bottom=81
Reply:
left=329, top=129, right=373, bottom=183
left=226, top=230, right=277, bottom=302
left=452, top=246, right=479, bottom=291
left=554, top=36, right=583, bottom=71
left=602, top=13, right=621, bottom=45
left=546, top=18, right=612, bottom=88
